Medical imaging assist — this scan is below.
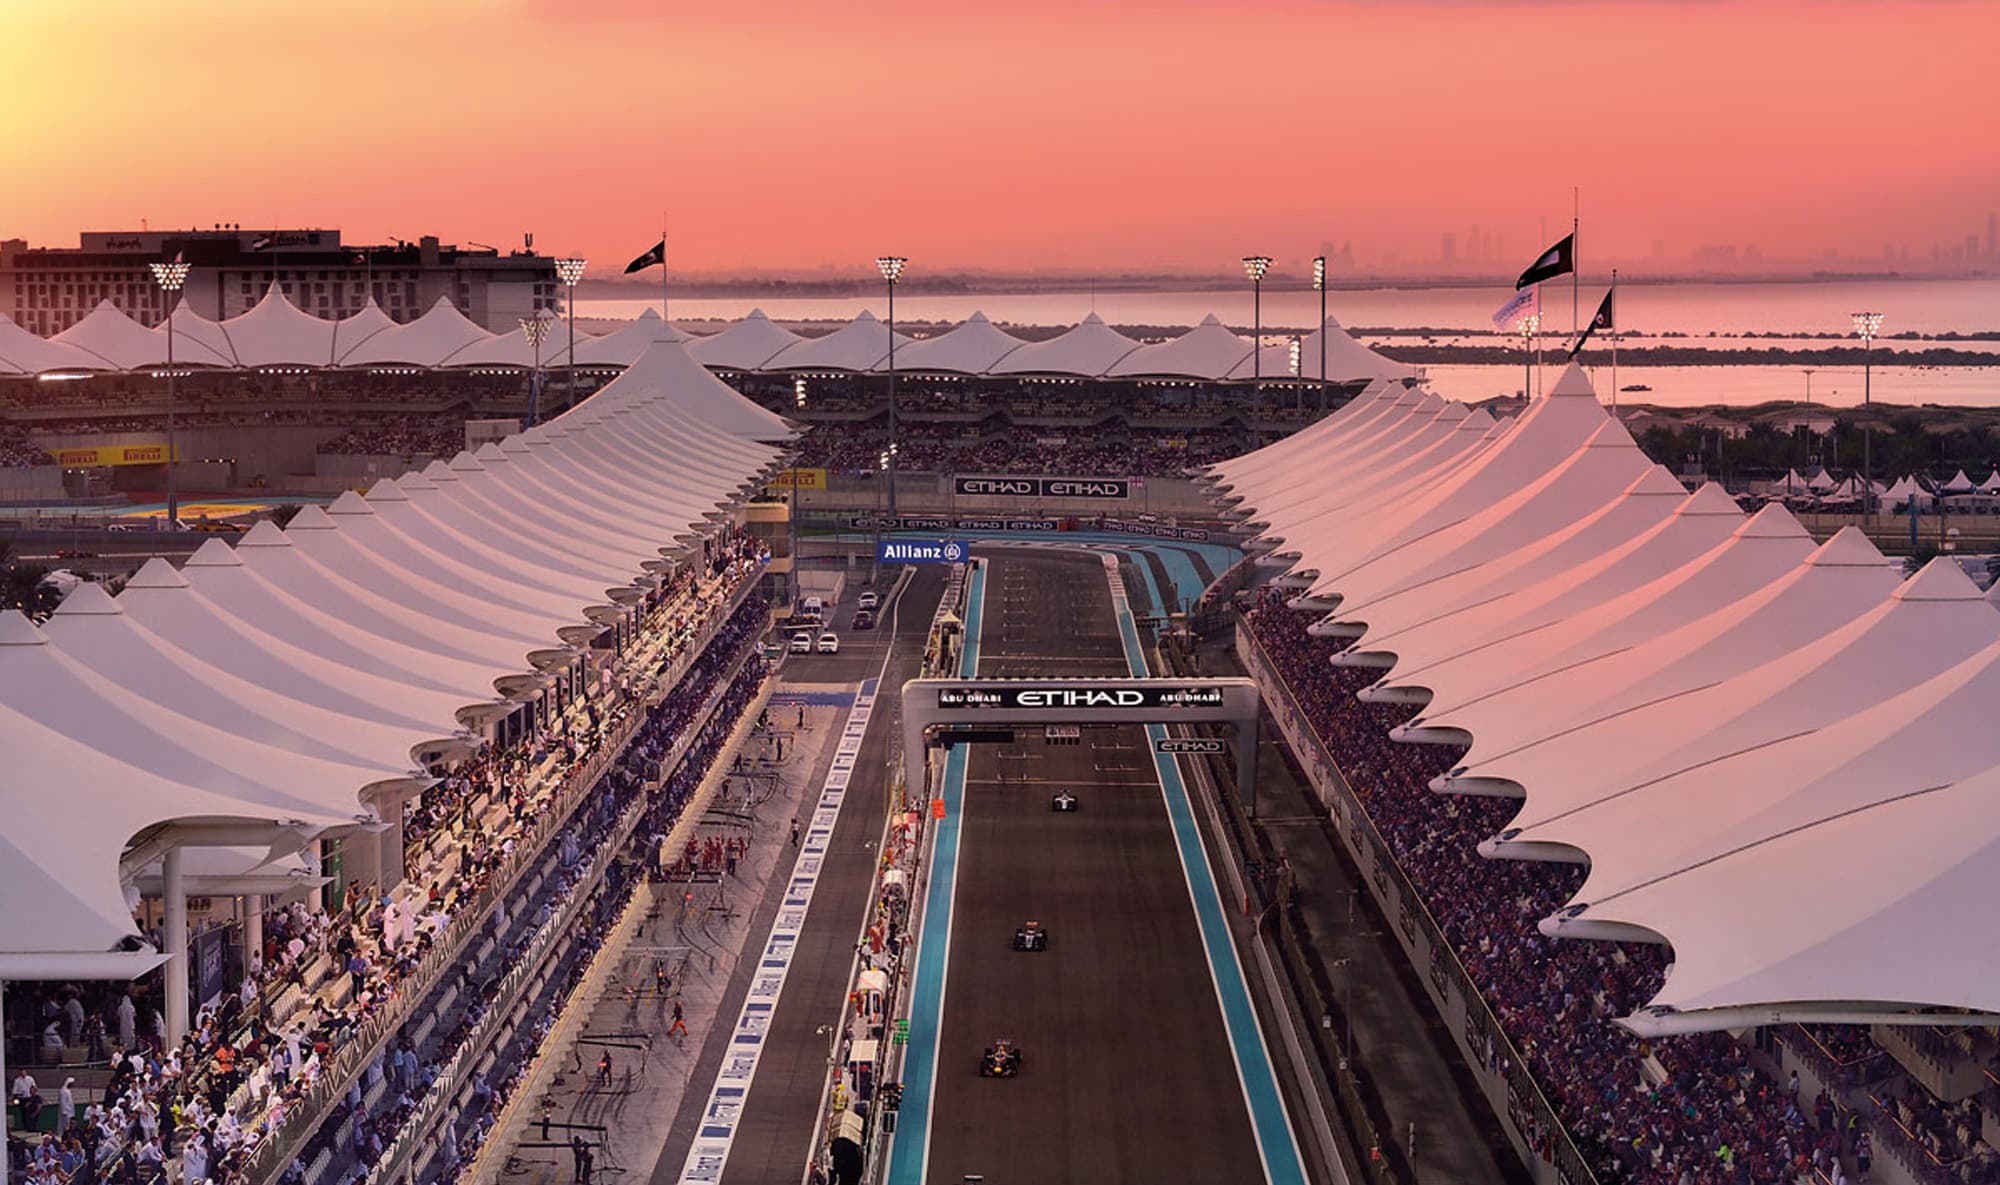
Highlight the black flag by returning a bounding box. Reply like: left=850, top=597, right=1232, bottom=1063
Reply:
left=1516, top=233, right=1574, bottom=289
left=1567, top=288, right=1615, bottom=358
left=623, top=239, right=665, bottom=274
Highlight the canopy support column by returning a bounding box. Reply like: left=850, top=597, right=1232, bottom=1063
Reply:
left=244, top=894, right=264, bottom=975
left=163, top=845, right=188, bottom=1043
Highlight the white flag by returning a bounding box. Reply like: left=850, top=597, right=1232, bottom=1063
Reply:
left=1492, top=285, right=1540, bottom=331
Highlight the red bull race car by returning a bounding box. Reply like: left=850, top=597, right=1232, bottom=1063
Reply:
left=979, top=1039, right=1022, bottom=1078
left=1012, top=921, right=1049, bottom=951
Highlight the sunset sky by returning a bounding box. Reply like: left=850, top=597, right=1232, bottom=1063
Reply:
left=1, top=0, right=1995, bottom=278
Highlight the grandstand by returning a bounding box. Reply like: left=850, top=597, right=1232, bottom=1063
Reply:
left=1208, top=363, right=2000, bottom=1185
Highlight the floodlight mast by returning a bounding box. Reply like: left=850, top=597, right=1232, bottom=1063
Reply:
left=1852, top=311, right=1884, bottom=522
left=149, top=259, right=192, bottom=527
left=520, top=313, right=553, bottom=426
left=1242, top=255, right=1272, bottom=387
left=1312, top=255, right=1328, bottom=413
left=555, top=257, right=587, bottom=420
left=874, top=256, right=907, bottom=582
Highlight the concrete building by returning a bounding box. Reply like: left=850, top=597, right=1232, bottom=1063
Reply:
left=1, top=227, right=560, bottom=335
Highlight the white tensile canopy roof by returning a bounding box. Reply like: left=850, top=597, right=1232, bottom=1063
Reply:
left=763, top=309, right=911, bottom=372
left=55, top=300, right=235, bottom=369
left=329, top=299, right=398, bottom=365
left=446, top=314, right=589, bottom=369
left=575, top=308, right=688, bottom=366
left=684, top=309, right=803, bottom=371
left=1216, top=361, right=2000, bottom=1032
left=0, top=346, right=780, bottom=966
left=1299, top=316, right=1417, bottom=382
left=573, top=340, right=796, bottom=441
left=159, top=302, right=240, bottom=367
left=884, top=311, right=1025, bottom=374
left=986, top=312, right=1142, bottom=377
left=0, top=314, right=103, bottom=374
left=340, top=296, right=494, bottom=367
left=1942, top=468, right=1977, bottom=493
left=222, top=283, right=339, bottom=368
left=1105, top=314, right=1252, bottom=380
left=1223, top=316, right=1416, bottom=384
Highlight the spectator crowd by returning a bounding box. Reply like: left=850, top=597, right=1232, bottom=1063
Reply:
left=4, top=533, right=773, bottom=1185
left=1243, top=591, right=1937, bottom=1185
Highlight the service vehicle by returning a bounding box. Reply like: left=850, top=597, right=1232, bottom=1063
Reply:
left=858, top=590, right=880, bottom=610
left=979, top=1039, right=1022, bottom=1078
left=816, top=632, right=841, bottom=654
left=790, top=630, right=815, bottom=653
left=852, top=609, right=876, bottom=631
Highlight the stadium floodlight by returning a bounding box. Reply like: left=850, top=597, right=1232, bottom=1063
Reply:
left=876, top=256, right=907, bottom=283
left=1311, top=256, right=1326, bottom=290
left=1519, top=312, right=1543, bottom=399
left=149, top=258, right=192, bottom=527
left=1242, top=255, right=1272, bottom=386
left=520, top=314, right=554, bottom=426
left=552, top=258, right=587, bottom=425
left=794, top=377, right=808, bottom=409
left=1852, top=311, right=1885, bottom=518
left=148, top=260, right=191, bottom=292
left=1288, top=336, right=1303, bottom=379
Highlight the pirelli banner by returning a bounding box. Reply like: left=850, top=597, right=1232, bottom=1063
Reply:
left=51, top=442, right=179, bottom=467
left=767, top=467, right=828, bottom=491
left=954, top=475, right=1130, bottom=500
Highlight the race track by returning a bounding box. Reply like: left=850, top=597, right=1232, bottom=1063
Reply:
left=923, top=550, right=1265, bottom=1184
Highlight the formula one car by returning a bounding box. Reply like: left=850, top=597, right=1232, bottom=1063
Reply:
left=1012, top=921, right=1049, bottom=951
left=979, top=1039, right=1022, bottom=1078
left=1050, top=789, right=1079, bottom=812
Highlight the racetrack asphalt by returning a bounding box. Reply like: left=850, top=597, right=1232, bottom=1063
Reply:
left=923, top=550, right=1265, bottom=1185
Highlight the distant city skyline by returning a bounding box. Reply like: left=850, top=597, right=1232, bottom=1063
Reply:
left=1, top=1, right=1996, bottom=279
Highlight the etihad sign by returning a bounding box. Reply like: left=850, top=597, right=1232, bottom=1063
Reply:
left=953, top=475, right=1131, bottom=500
left=934, top=684, right=1228, bottom=711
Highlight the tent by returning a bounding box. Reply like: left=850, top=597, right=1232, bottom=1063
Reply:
left=883, top=311, right=1025, bottom=374
left=221, top=284, right=338, bottom=368
left=446, top=315, right=589, bottom=369
left=0, top=314, right=102, bottom=375
left=54, top=300, right=234, bottom=369
left=684, top=309, right=803, bottom=371
left=763, top=309, right=910, bottom=372
left=339, top=296, right=493, bottom=367
left=1105, top=314, right=1252, bottom=381
left=328, top=299, right=399, bottom=366
left=574, top=308, right=688, bottom=366
left=986, top=312, right=1143, bottom=378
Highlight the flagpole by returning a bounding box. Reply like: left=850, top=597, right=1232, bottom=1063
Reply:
left=1572, top=187, right=1580, bottom=339
left=659, top=224, right=669, bottom=324
left=1610, top=268, right=1619, bottom=414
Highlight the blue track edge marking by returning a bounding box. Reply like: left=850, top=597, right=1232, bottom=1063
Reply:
left=1113, top=567, right=1309, bottom=1185
left=884, top=561, right=985, bottom=1185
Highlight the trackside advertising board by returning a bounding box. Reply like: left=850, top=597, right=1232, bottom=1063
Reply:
left=878, top=538, right=968, bottom=564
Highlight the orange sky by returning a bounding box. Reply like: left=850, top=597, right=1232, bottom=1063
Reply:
left=1, top=0, right=1995, bottom=277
